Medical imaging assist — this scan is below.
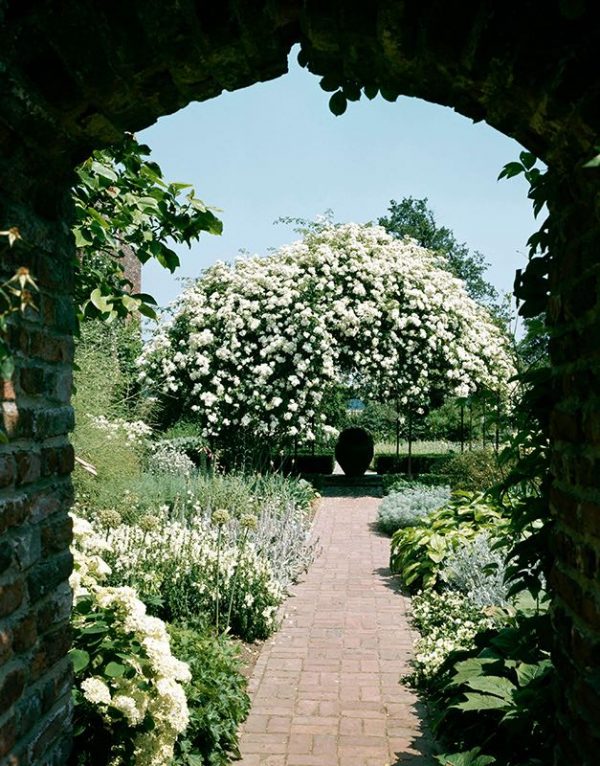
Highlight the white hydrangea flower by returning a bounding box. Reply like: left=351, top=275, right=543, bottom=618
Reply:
left=80, top=676, right=112, bottom=706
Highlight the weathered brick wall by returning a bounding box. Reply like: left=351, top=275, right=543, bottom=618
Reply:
left=0, top=188, right=76, bottom=763
left=547, top=169, right=600, bottom=764
left=0, top=2, right=599, bottom=763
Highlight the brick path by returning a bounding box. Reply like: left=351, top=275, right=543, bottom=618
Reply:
left=238, top=494, right=432, bottom=766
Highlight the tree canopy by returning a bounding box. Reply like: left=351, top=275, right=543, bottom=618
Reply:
left=378, top=197, right=502, bottom=312
left=140, top=223, right=516, bottom=449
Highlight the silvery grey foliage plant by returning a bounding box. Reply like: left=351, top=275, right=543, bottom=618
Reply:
left=377, top=483, right=452, bottom=535
left=441, top=531, right=510, bottom=607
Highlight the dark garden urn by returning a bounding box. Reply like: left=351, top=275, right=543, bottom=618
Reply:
left=335, top=427, right=374, bottom=477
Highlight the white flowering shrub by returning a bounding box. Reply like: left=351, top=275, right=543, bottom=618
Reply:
left=70, top=516, right=191, bottom=766
left=407, top=589, right=498, bottom=686
left=139, top=224, right=516, bottom=449
left=147, top=443, right=196, bottom=477
left=89, top=414, right=152, bottom=445
left=103, top=513, right=284, bottom=641
left=377, top=483, right=451, bottom=535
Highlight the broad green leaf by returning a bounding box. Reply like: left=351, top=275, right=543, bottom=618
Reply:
left=454, top=692, right=509, bottom=711
left=380, top=88, right=398, bottom=102
left=465, top=674, right=515, bottom=701
left=435, top=748, right=496, bottom=765
left=90, top=161, right=118, bottom=182
left=583, top=152, right=600, bottom=168
left=121, top=294, right=140, bottom=312
left=105, top=661, right=126, bottom=678
left=137, top=302, right=157, bottom=319
left=451, top=658, right=498, bottom=685
left=70, top=648, right=90, bottom=673
left=516, top=660, right=552, bottom=686
left=343, top=82, right=361, bottom=101
left=320, top=75, right=340, bottom=92
left=80, top=623, right=109, bottom=635
left=73, top=228, right=92, bottom=248
left=90, top=288, right=112, bottom=313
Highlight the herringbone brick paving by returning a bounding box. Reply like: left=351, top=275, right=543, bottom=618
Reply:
left=238, top=494, right=432, bottom=766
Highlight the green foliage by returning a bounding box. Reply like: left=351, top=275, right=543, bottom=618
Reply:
left=71, top=321, right=147, bottom=511
left=429, top=600, right=554, bottom=766
left=438, top=450, right=508, bottom=492
left=435, top=748, right=496, bottom=765
left=170, top=625, right=250, bottom=766
left=73, top=133, right=222, bottom=322
left=377, top=483, right=451, bottom=535
left=374, top=452, right=451, bottom=475
left=389, top=492, right=510, bottom=591
left=0, top=245, right=38, bottom=401
left=382, top=473, right=450, bottom=493
left=378, top=197, right=502, bottom=313
left=71, top=594, right=148, bottom=765
left=70, top=584, right=189, bottom=766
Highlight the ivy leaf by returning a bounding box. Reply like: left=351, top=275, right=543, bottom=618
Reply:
left=320, top=75, right=340, bottom=92
left=380, top=88, right=398, bottom=102
left=498, top=162, right=524, bottom=180
left=329, top=91, right=347, bottom=116
left=519, top=151, right=536, bottom=170
left=363, top=84, right=379, bottom=100
left=343, top=82, right=361, bottom=102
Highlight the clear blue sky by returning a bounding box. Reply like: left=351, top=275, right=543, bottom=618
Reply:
left=139, top=47, right=535, bottom=313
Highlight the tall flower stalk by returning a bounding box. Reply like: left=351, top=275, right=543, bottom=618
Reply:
left=211, top=509, right=230, bottom=633
left=226, top=514, right=258, bottom=632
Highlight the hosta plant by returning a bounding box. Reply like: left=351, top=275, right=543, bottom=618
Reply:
left=389, top=492, right=510, bottom=591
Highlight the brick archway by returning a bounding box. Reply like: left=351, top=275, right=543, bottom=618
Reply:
left=1, top=2, right=599, bottom=763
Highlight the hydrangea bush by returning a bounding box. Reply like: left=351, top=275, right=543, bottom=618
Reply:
left=70, top=516, right=191, bottom=766
left=139, top=224, right=516, bottom=448
left=377, top=483, right=451, bottom=535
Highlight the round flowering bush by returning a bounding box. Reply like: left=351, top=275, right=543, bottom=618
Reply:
left=70, top=516, right=191, bottom=766
left=139, top=224, right=516, bottom=449
left=146, top=443, right=196, bottom=477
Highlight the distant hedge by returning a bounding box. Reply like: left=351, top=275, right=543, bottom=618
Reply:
left=278, top=454, right=335, bottom=475
left=374, top=453, right=452, bottom=475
